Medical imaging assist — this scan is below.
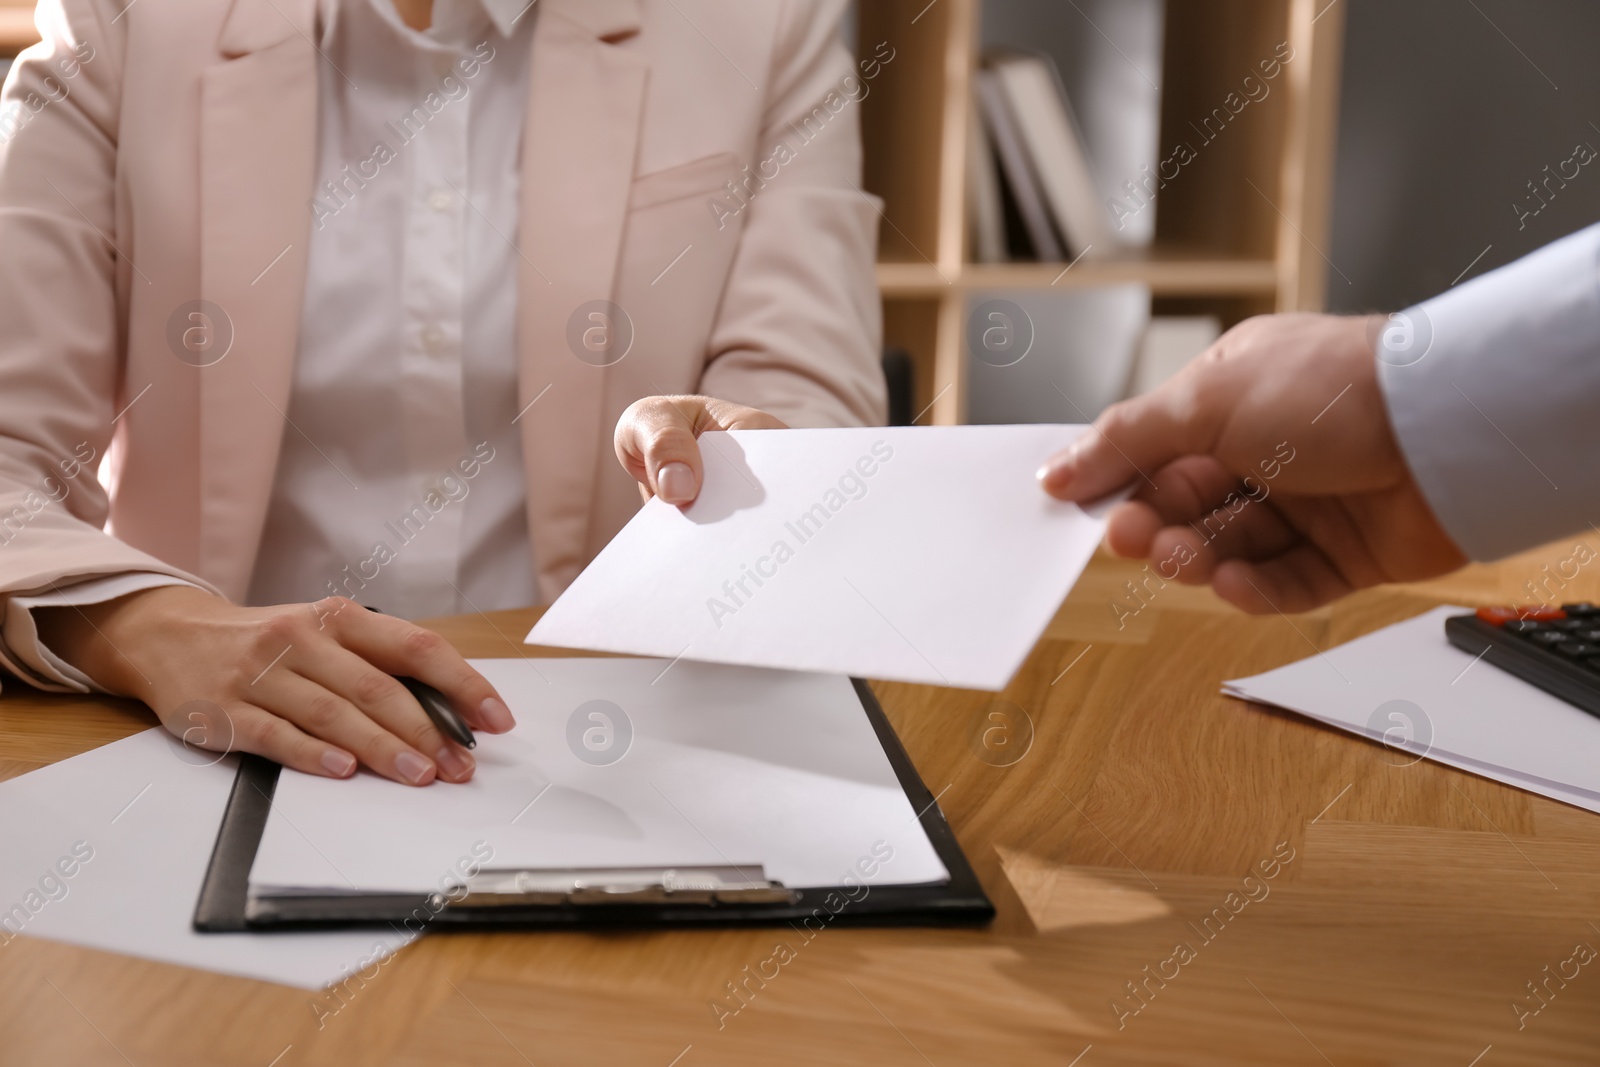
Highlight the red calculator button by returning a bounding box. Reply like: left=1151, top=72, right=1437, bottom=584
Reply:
left=1476, top=605, right=1566, bottom=626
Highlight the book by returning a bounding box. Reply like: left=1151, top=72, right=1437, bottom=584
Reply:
left=966, top=92, right=1008, bottom=264
left=1052, top=0, right=1165, bottom=247
left=975, top=67, right=1065, bottom=263
left=981, top=0, right=1165, bottom=248
left=987, top=50, right=1118, bottom=259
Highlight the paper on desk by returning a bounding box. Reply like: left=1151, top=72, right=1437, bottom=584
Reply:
left=251, top=659, right=950, bottom=893
left=1224, top=606, right=1600, bottom=814
left=527, top=426, right=1113, bottom=691
left=0, top=730, right=409, bottom=989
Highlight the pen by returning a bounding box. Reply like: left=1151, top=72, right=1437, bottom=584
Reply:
left=398, top=675, right=476, bottom=750
left=363, top=606, right=476, bottom=749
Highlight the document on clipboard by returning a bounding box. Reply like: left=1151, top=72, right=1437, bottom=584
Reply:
left=196, top=658, right=992, bottom=931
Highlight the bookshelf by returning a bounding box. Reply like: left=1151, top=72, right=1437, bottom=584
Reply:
left=860, top=0, right=1346, bottom=425
left=0, top=1, right=34, bottom=54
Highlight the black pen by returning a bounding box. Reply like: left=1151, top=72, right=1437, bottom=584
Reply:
left=397, top=675, right=476, bottom=749
left=364, top=606, right=476, bottom=749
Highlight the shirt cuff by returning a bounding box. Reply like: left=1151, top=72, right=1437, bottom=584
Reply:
left=1377, top=222, right=1600, bottom=561
left=3, top=573, right=205, bottom=693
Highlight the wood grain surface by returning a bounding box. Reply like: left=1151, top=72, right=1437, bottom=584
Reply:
left=2, top=547, right=1598, bottom=1066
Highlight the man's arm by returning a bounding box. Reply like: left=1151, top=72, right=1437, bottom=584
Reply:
left=1035, top=225, right=1600, bottom=612
left=1378, top=222, right=1600, bottom=561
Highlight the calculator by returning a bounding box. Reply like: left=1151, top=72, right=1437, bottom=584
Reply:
left=1444, top=603, right=1600, bottom=719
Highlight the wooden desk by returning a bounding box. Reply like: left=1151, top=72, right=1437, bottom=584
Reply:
left=2, top=551, right=1598, bottom=1065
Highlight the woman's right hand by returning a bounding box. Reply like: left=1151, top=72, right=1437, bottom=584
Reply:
left=614, top=394, right=787, bottom=507
left=33, top=586, right=515, bottom=785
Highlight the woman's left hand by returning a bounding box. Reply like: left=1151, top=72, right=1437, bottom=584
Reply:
left=614, top=395, right=786, bottom=507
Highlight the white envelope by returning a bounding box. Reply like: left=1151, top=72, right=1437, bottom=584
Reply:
left=528, top=425, right=1111, bottom=690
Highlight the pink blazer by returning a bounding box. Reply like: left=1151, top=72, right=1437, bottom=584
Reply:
left=0, top=0, right=884, bottom=608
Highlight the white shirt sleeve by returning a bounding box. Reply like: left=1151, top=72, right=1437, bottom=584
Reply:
left=3, top=573, right=203, bottom=693
left=1377, top=222, right=1600, bottom=561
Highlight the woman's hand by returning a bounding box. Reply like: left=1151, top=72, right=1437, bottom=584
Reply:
left=33, top=585, right=515, bottom=785
left=1037, top=313, right=1467, bottom=613
left=614, top=395, right=786, bottom=507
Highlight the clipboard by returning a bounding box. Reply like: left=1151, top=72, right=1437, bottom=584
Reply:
left=194, top=679, right=994, bottom=932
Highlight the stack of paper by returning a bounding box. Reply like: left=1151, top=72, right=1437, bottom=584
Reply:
left=1224, top=606, right=1600, bottom=813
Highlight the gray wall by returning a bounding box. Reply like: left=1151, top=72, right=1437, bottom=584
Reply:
left=1328, top=0, right=1600, bottom=311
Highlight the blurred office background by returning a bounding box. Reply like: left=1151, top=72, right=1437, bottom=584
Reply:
left=852, top=0, right=1600, bottom=425
left=3, top=0, right=1598, bottom=424
left=1328, top=0, right=1600, bottom=311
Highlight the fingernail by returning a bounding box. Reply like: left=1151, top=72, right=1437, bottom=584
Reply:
left=1038, top=452, right=1074, bottom=489
left=657, top=462, right=696, bottom=505
left=479, top=696, right=515, bottom=733
left=321, top=749, right=357, bottom=777
left=395, top=750, right=435, bottom=786
left=435, top=745, right=475, bottom=782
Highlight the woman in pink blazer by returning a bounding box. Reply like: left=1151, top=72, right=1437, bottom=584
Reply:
left=0, top=0, right=884, bottom=784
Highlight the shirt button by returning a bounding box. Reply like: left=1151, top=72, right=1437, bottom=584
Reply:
left=420, top=325, right=450, bottom=355
left=427, top=188, right=453, bottom=212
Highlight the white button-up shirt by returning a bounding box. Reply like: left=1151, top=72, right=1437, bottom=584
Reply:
left=247, top=0, right=537, bottom=619
left=9, top=0, right=539, bottom=688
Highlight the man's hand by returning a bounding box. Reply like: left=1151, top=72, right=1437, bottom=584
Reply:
left=614, top=395, right=786, bottom=507
left=33, top=586, right=516, bottom=784
left=1037, top=313, right=1468, bottom=613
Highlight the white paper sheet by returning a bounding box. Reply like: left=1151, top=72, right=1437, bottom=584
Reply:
left=1224, top=606, right=1600, bottom=813
left=251, top=659, right=950, bottom=893
left=527, top=426, right=1112, bottom=691
left=0, top=730, right=409, bottom=989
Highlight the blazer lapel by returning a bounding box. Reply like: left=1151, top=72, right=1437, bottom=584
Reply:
left=515, top=0, right=646, bottom=603
left=197, top=0, right=319, bottom=600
